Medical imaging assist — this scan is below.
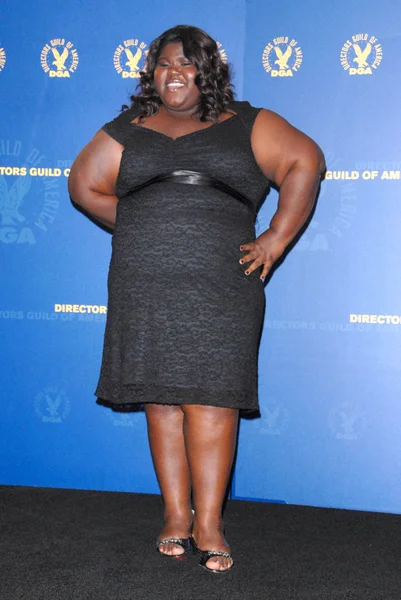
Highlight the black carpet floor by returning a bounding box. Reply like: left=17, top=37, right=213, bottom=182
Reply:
left=0, top=485, right=400, bottom=600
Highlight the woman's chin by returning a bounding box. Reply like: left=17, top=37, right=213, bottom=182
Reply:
left=161, top=94, right=187, bottom=108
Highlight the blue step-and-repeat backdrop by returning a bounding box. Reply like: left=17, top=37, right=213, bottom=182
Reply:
left=1, top=0, right=400, bottom=514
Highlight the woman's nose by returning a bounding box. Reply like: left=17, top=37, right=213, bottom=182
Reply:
left=168, top=65, right=181, bottom=76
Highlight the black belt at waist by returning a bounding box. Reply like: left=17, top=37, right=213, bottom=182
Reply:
left=120, top=169, right=255, bottom=220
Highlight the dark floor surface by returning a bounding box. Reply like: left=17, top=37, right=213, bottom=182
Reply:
left=0, top=485, right=400, bottom=600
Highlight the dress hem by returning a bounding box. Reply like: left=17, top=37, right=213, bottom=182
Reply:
left=95, top=382, right=260, bottom=416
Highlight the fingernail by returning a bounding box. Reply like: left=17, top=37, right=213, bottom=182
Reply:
left=245, top=270, right=249, bottom=275
left=240, top=246, right=243, bottom=250
left=239, top=260, right=243, bottom=264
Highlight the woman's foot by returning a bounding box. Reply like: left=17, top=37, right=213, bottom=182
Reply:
left=192, top=518, right=233, bottom=571
left=157, top=511, right=193, bottom=556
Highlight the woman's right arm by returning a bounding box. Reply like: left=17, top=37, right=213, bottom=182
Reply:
left=68, top=131, right=123, bottom=230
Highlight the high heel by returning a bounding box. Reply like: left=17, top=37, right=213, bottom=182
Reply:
left=156, top=537, right=191, bottom=559
left=190, top=536, right=234, bottom=573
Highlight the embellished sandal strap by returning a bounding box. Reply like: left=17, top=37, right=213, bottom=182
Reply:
left=198, top=549, right=233, bottom=566
left=157, top=537, right=191, bottom=550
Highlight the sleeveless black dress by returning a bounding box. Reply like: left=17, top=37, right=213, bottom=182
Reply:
left=95, top=101, right=270, bottom=413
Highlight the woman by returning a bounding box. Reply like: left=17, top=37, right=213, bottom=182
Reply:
left=68, top=25, right=325, bottom=573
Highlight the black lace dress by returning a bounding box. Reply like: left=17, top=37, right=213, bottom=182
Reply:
left=95, top=101, right=270, bottom=413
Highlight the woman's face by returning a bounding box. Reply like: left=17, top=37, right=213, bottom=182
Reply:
left=153, top=42, right=200, bottom=113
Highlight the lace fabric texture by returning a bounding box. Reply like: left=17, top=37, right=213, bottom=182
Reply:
left=95, top=101, right=270, bottom=413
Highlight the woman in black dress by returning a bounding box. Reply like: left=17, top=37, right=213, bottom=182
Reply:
left=68, top=25, right=325, bottom=573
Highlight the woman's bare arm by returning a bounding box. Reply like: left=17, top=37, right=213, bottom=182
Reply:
left=240, top=109, right=325, bottom=279
left=68, top=131, right=123, bottom=230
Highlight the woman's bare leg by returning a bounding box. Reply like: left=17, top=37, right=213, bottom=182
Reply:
left=145, top=404, right=192, bottom=555
left=182, top=404, right=239, bottom=571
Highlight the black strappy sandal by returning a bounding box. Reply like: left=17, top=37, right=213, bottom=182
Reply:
left=156, top=537, right=191, bottom=559
left=191, top=536, right=234, bottom=574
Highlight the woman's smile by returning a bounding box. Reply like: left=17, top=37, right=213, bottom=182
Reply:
left=166, top=80, right=186, bottom=92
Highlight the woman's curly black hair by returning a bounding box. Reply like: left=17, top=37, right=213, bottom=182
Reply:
left=125, top=25, right=234, bottom=123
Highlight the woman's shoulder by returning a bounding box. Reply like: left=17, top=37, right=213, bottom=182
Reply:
left=228, top=100, right=265, bottom=125
left=228, top=100, right=265, bottom=135
left=230, top=101, right=290, bottom=130
left=102, top=98, right=141, bottom=144
left=229, top=100, right=262, bottom=115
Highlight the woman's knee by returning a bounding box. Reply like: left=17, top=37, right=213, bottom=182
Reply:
left=145, top=403, right=183, bottom=419
left=182, top=404, right=238, bottom=428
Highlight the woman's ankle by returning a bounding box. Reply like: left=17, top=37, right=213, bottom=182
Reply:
left=163, top=505, right=193, bottom=525
left=192, top=513, right=225, bottom=535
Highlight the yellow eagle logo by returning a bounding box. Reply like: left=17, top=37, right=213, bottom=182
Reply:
left=352, top=43, right=372, bottom=68
left=51, top=47, right=69, bottom=71
left=124, top=47, right=142, bottom=72
left=273, top=45, right=292, bottom=70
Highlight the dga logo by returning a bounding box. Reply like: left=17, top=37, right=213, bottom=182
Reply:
left=106, top=410, right=142, bottom=428
left=260, top=398, right=290, bottom=436
left=0, top=45, right=6, bottom=72
left=40, top=39, right=79, bottom=78
left=329, top=402, right=367, bottom=440
left=262, top=36, right=303, bottom=77
left=35, top=386, right=70, bottom=423
left=217, top=42, right=228, bottom=63
left=340, top=34, right=382, bottom=75
left=0, top=140, right=60, bottom=244
left=114, top=39, right=148, bottom=78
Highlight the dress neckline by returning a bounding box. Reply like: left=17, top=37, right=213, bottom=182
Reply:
left=129, top=112, right=239, bottom=142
